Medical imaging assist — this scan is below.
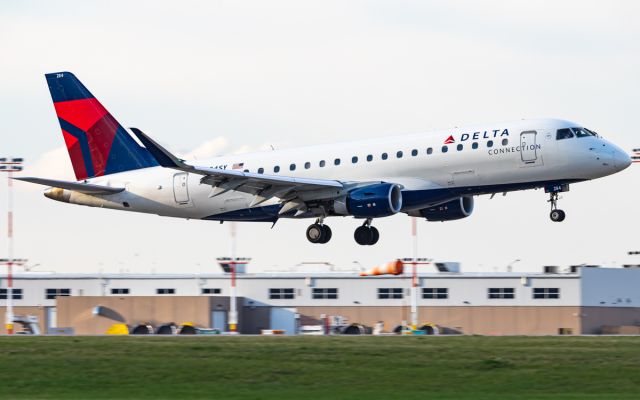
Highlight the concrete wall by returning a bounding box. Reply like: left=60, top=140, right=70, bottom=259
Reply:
left=56, top=296, right=216, bottom=334
left=297, top=306, right=584, bottom=335
left=580, top=307, right=640, bottom=334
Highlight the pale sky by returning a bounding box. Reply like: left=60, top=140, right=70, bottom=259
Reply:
left=2, top=0, right=640, bottom=274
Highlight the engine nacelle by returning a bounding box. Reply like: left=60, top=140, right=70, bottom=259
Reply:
left=419, top=196, right=474, bottom=221
left=334, top=183, right=403, bottom=218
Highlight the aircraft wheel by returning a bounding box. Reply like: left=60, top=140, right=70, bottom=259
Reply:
left=550, top=209, right=566, bottom=222
left=369, top=226, right=379, bottom=245
left=320, top=225, right=332, bottom=244
left=354, top=226, right=373, bottom=245
left=306, top=223, right=324, bottom=243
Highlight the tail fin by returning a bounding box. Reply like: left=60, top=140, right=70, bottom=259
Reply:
left=45, top=72, right=158, bottom=180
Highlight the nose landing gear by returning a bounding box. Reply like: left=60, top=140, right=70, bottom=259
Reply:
left=548, top=192, right=566, bottom=222
left=306, top=218, right=332, bottom=244
left=354, top=219, right=379, bottom=245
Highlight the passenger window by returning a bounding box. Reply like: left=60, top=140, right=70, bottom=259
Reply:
left=556, top=128, right=574, bottom=140
left=411, top=149, right=418, bottom=156
left=382, top=153, right=388, bottom=160
left=334, top=158, right=341, bottom=166
left=258, top=167, right=264, bottom=174
left=397, top=151, right=403, bottom=158
left=487, top=140, right=493, bottom=148
left=427, top=147, right=433, bottom=155
left=274, top=166, right=280, bottom=173
left=456, top=144, right=463, bottom=151
left=304, top=162, right=311, bottom=169
left=243, top=169, right=249, bottom=173
left=319, top=160, right=326, bottom=167
left=352, top=156, right=358, bottom=164
left=289, top=164, right=296, bottom=171
left=442, top=146, right=448, bottom=153
left=502, top=138, right=508, bottom=146
left=366, top=155, right=373, bottom=162
left=472, top=142, right=478, bottom=149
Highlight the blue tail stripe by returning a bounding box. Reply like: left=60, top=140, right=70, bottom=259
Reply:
left=104, top=126, right=159, bottom=175
left=58, top=118, right=95, bottom=178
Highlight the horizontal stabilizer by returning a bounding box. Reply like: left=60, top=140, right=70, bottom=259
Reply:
left=14, top=177, right=125, bottom=195
left=129, top=127, right=188, bottom=169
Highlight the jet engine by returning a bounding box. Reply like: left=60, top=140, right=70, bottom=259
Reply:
left=334, top=183, right=403, bottom=218
left=418, top=196, right=474, bottom=221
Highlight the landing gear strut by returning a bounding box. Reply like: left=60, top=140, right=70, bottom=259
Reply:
left=306, top=218, right=332, bottom=244
left=548, top=192, right=566, bottom=222
left=354, top=219, right=379, bottom=246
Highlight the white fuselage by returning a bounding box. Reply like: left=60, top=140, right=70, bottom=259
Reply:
left=46, top=118, right=630, bottom=222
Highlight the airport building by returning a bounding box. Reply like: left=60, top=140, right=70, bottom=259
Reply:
left=1, top=265, right=640, bottom=335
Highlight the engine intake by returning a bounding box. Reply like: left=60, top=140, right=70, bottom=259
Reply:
left=419, top=196, right=474, bottom=221
left=335, top=183, right=403, bottom=218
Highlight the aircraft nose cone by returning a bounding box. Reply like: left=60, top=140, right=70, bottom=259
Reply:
left=614, top=149, right=632, bottom=171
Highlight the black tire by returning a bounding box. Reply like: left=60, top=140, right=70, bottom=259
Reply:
left=369, top=226, right=379, bottom=245
left=306, top=224, right=324, bottom=243
left=550, top=209, right=566, bottom=222
left=556, top=209, right=566, bottom=222
left=354, top=226, right=373, bottom=245
left=320, top=225, right=332, bottom=243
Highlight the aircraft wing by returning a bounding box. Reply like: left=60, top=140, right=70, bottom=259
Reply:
left=14, top=177, right=125, bottom=194
left=129, top=128, right=346, bottom=212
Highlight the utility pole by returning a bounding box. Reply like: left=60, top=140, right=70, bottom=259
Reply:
left=410, top=217, right=418, bottom=329
left=228, top=222, right=238, bottom=333
left=0, top=157, right=24, bottom=334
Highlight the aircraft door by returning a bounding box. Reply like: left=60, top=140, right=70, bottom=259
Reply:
left=519, top=131, right=543, bottom=167
left=173, top=173, right=190, bottom=204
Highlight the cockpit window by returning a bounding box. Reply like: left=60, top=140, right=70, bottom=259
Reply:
left=571, top=127, right=595, bottom=138
left=570, top=127, right=599, bottom=138
left=584, top=128, right=599, bottom=137
left=556, top=128, right=574, bottom=140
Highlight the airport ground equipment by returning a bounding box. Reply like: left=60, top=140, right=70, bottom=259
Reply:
left=12, top=315, right=40, bottom=334
left=300, top=325, right=325, bottom=335
left=106, top=323, right=129, bottom=335
left=341, top=323, right=372, bottom=335
left=393, top=323, right=439, bottom=335
left=156, top=323, right=178, bottom=335
left=131, top=324, right=154, bottom=334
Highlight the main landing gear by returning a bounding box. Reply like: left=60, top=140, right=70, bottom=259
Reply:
left=354, top=219, right=379, bottom=246
left=548, top=192, right=566, bottom=222
left=306, top=218, right=380, bottom=245
left=306, top=219, right=332, bottom=244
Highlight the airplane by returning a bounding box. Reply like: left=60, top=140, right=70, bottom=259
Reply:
left=17, top=72, right=632, bottom=245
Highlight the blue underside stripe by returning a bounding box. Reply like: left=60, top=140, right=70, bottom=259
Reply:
left=202, top=179, right=584, bottom=222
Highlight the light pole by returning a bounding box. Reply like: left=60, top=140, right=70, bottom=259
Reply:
left=0, top=157, right=24, bottom=334
left=506, top=259, right=521, bottom=273
left=216, top=223, right=250, bottom=334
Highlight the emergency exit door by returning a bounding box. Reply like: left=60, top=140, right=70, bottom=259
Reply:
left=173, top=173, right=190, bottom=203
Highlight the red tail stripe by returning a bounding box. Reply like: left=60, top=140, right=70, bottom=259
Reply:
left=54, top=98, right=109, bottom=132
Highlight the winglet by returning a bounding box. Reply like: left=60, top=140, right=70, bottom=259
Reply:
left=129, top=128, right=192, bottom=170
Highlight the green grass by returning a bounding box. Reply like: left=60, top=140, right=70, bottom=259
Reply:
left=0, top=336, right=639, bottom=399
